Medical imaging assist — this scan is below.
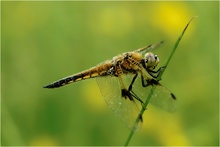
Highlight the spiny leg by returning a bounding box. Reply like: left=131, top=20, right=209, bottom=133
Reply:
left=141, top=74, right=160, bottom=87
left=126, top=74, right=144, bottom=106
left=116, top=60, right=144, bottom=105
left=121, top=74, right=145, bottom=119
left=128, top=74, right=138, bottom=91
left=147, top=66, right=166, bottom=79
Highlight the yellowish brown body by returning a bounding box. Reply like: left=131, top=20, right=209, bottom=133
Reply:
left=44, top=52, right=144, bottom=88
left=44, top=41, right=162, bottom=88
left=43, top=41, right=178, bottom=132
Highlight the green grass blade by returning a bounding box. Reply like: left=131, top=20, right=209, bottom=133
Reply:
left=156, top=16, right=198, bottom=81
left=124, top=85, right=156, bottom=146
left=124, top=16, right=197, bottom=146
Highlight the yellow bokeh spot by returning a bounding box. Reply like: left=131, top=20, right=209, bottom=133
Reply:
left=29, top=135, right=58, bottom=146
left=142, top=108, right=191, bottom=145
left=157, top=119, right=191, bottom=145
left=152, top=3, right=194, bottom=40
left=81, top=80, right=106, bottom=111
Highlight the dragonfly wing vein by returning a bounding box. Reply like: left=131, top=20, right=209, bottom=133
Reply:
left=131, top=76, right=177, bottom=113
left=96, top=75, right=142, bottom=130
left=150, top=84, right=177, bottom=112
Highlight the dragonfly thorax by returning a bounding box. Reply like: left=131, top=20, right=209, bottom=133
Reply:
left=144, top=52, right=159, bottom=70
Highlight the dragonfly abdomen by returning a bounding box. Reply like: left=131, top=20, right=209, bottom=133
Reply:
left=43, top=61, right=113, bottom=88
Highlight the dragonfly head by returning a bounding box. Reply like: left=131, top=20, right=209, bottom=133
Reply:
left=144, top=52, right=159, bottom=70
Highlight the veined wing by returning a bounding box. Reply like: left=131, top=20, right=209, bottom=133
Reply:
left=149, top=80, right=177, bottom=112
left=135, top=41, right=164, bottom=54
left=96, top=75, right=142, bottom=131
left=132, top=75, right=177, bottom=113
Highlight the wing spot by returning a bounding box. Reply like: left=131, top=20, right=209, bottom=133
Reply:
left=121, top=89, right=134, bottom=101
left=171, top=93, right=176, bottom=100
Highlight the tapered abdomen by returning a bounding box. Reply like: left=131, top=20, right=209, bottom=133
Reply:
left=43, top=61, right=112, bottom=88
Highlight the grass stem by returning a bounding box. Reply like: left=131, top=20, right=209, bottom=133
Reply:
left=124, top=16, right=197, bottom=146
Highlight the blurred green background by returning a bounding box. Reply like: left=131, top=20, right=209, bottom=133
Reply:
left=2, top=1, right=219, bottom=146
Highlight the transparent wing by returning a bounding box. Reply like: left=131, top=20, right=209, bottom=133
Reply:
left=135, top=41, right=164, bottom=54
left=149, top=83, right=177, bottom=112
left=132, top=75, right=177, bottom=113
left=96, top=75, right=142, bottom=131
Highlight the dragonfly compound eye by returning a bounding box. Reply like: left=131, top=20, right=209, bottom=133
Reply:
left=144, top=52, right=159, bottom=70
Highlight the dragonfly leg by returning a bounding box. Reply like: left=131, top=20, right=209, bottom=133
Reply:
left=121, top=87, right=144, bottom=106
left=121, top=89, right=134, bottom=101
left=147, top=66, right=166, bottom=78
left=128, top=74, right=138, bottom=91
left=141, top=75, right=160, bottom=87
left=130, top=90, right=144, bottom=106
left=126, top=74, right=144, bottom=106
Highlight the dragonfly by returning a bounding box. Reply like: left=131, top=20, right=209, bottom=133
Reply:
left=44, top=41, right=177, bottom=130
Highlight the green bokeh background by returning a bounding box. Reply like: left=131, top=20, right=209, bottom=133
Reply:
left=2, top=1, right=219, bottom=146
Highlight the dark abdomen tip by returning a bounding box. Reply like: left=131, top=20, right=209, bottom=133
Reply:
left=43, top=83, right=61, bottom=88
left=43, top=76, right=75, bottom=89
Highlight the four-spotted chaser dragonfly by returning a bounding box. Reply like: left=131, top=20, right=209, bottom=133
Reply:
left=44, top=41, right=177, bottom=130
